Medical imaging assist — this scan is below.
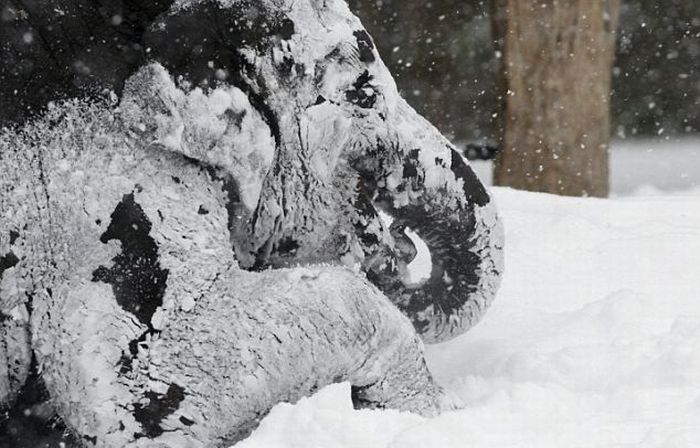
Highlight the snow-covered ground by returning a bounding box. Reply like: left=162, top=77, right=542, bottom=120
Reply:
left=471, top=137, right=700, bottom=197
left=234, top=140, right=700, bottom=448
left=609, top=138, right=700, bottom=196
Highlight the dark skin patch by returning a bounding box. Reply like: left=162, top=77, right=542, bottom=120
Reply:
left=350, top=383, right=384, bottom=410
left=0, top=354, right=79, bottom=447
left=345, top=70, right=377, bottom=109
left=402, top=160, right=419, bottom=179
left=91, top=193, right=169, bottom=375
left=278, top=56, right=296, bottom=78
left=134, top=383, right=186, bottom=439
left=351, top=180, right=395, bottom=255
left=278, top=18, right=296, bottom=40
left=449, top=148, right=489, bottom=207
left=118, top=331, right=150, bottom=375
left=401, top=148, right=422, bottom=180
left=92, top=193, right=169, bottom=328
left=179, top=416, right=195, bottom=426
left=0, top=251, right=20, bottom=280
left=274, top=237, right=300, bottom=257
left=353, top=30, right=376, bottom=63
left=222, top=108, right=247, bottom=130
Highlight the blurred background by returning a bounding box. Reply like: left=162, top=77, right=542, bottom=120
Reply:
left=348, top=0, right=700, bottom=197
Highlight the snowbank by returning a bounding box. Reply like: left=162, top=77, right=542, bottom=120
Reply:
left=234, top=187, right=700, bottom=448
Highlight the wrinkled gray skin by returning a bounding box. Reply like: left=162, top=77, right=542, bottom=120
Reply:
left=0, top=0, right=502, bottom=446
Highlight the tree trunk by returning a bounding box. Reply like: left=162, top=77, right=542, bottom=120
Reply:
left=491, top=0, right=621, bottom=197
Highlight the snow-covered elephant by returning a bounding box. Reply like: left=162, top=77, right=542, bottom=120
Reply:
left=1, top=86, right=444, bottom=446
left=0, top=0, right=503, bottom=446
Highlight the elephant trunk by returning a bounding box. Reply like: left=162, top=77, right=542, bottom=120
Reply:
left=357, top=99, right=504, bottom=343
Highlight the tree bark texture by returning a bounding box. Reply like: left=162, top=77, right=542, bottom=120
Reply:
left=491, top=0, right=621, bottom=197
left=1, top=0, right=503, bottom=445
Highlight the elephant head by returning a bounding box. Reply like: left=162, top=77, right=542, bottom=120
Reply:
left=135, top=0, right=504, bottom=342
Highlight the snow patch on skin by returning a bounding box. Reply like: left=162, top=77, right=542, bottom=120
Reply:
left=299, top=103, right=353, bottom=180
left=119, top=64, right=276, bottom=211
left=58, top=282, right=143, bottom=441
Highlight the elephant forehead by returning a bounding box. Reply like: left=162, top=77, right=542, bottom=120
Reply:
left=281, top=0, right=398, bottom=100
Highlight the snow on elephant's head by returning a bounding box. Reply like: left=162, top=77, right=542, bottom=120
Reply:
left=118, top=64, right=276, bottom=211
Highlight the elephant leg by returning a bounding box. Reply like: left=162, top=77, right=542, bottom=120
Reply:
left=134, top=266, right=441, bottom=447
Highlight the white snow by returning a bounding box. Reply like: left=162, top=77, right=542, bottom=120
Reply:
left=470, top=137, right=700, bottom=197
left=234, top=183, right=700, bottom=448
left=610, top=138, right=700, bottom=196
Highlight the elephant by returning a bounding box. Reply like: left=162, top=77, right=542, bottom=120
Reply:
left=1, top=78, right=449, bottom=446
left=0, top=0, right=503, bottom=446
